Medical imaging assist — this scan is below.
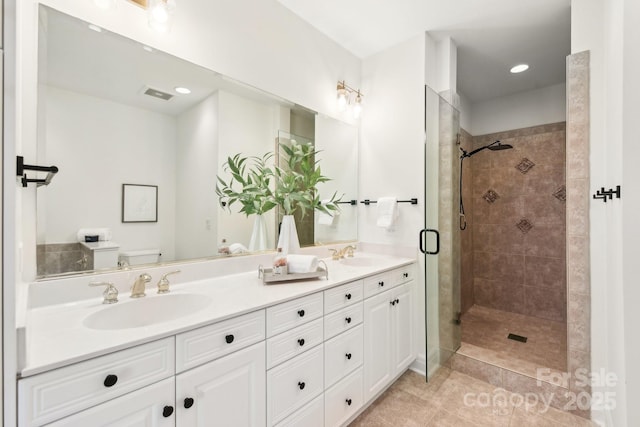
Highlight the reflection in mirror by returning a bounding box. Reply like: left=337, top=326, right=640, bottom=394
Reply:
left=35, top=6, right=358, bottom=279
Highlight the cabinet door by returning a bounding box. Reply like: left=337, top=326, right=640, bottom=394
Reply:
left=47, top=378, right=175, bottom=427
left=176, top=342, right=265, bottom=427
left=392, top=283, right=415, bottom=375
left=363, top=289, right=393, bottom=403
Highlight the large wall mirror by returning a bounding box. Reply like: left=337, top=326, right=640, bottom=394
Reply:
left=35, top=6, right=358, bottom=278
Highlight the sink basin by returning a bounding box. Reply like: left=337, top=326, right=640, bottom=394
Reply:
left=339, top=256, right=375, bottom=267
left=84, top=294, right=212, bottom=330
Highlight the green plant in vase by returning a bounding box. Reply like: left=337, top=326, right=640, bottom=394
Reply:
left=216, top=152, right=276, bottom=251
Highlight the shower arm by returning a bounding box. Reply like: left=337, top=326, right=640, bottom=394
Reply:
left=459, top=140, right=500, bottom=159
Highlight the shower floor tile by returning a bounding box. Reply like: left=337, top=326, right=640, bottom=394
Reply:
left=461, top=305, right=567, bottom=372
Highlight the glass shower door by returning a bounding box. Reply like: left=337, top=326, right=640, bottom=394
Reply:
left=422, top=86, right=461, bottom=374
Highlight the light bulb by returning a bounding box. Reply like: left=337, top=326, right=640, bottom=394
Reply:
left=510, top=64, right=529, bottom=73
left=353, top=93, right=363, bottom=118
left=337, top=82, right=348, bottom=112
left=148, top=0, right=176, bottom=33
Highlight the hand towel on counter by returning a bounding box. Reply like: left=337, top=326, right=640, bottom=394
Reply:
left=77, top=228, right=112, bottom=242
left=286, top=254, right=319, bottom=274
left=229, top=243, right=249, bottom=254
left=317, top=199, right=340, bottom=226
left=376, top=197, right=398, bottom=229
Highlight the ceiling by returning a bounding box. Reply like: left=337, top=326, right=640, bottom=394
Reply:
left=277, top=0, right=571, bottom=103
left=41, top=7, right=290, bottom=116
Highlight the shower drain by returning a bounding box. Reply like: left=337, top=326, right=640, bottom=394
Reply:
left=507, top=333, right=528, bottom=343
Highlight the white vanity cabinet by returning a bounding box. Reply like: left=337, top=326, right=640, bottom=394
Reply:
left=176, top=342, right=266, bottom=426
left=363, top=267, right=415, bottom=403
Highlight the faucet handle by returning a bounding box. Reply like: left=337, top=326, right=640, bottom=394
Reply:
left=344, top=245, right=356, bottom=257
left=328, top=249, right=340, bottom=260
left=89, top=281, right=118, bottom=304
left=157, top=270, right=181, bottom=294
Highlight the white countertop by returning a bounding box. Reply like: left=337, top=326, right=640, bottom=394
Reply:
left=22, top=252, right=415, bottom=378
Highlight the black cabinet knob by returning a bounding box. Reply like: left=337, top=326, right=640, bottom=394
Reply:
left=298, top=381, right=306, bottom=390
left=378, top=281, right=384, bottom=287
left=162, top=406, right=174, bottom=418
left=345, top=353, right=352, bottom=360
left=298, top=309, right=305, bottom=317
left=345, top=317, right=352, bottom=324
left=184, top=397, right=194, bottom=409
left=346, top=398, right=352, bottom=406
left=390, top=300, right=395, bottom=306
left=395, top=298, right=400, bottom=305
left=103, top=374, right=118, bottom=387
left=225, top=334, right=235, bottom=344
left=298, top=338, right=305, bottom=346
left=403, top=272, right=409, bottom=278
left=345, top=293, right=352, bottom=300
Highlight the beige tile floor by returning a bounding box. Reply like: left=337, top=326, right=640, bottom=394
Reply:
left=349, top=369, right=595, bottom=427
left=461, top=305, right=567, bottom=372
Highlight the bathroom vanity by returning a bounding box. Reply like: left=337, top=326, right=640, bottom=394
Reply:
left=17, top=252, right=417, bottom=426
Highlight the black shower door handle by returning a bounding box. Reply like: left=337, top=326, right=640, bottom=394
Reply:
left=419, top=229, right=440, bottom=255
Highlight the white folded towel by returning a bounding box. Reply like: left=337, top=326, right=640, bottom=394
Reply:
left=376, top=197, right=398, bottom=229
left=317, top=199, right=339, bottom=226
left=77, top=228, right=112, bottom=242
left=229, top=243, right=249, bottom=254
left=286, top=254, right=319, bottom=274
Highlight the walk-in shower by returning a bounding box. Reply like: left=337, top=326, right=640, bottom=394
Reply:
left=458, top=140, right=513, bottom=230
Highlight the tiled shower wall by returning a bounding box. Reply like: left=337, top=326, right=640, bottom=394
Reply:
left=467, top=122, right=567, bottom=323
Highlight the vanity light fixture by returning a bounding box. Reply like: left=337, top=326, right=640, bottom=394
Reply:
left=510, top=63, right=529, bottom=73
left=174, top=86, right=191, bottom=94
left=336, top=80, right=364, bottom=118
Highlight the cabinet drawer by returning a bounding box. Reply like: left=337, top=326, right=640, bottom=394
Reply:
left=324, top=280, right=363, bottom=314
left=275, top=394, right=324, bottom=427
left=324, top=303, right=363, bottom=340
left=267, top=344, right=324, bottom=425
left=391, top=264, right=416, bottom=286
left=325, top=324, right=363, bottom=389
left=324, top=367, right=363, bottom=427
left=267, top=292, right=323, bottom=337
left=267, top=318, right=323, bottom=369
left=18, top=337, right=174, bottom=427
left=363, top=272, right=393, bottom=298
left=176, top=309, right=265, bottom=373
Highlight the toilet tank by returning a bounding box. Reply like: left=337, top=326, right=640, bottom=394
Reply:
left=119, top=249, right=161, bottom=266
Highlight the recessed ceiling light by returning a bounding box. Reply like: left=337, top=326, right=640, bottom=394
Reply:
left=142, top=46, right=154, bottom=53
left=510, top=64, right=529, bottom=74
left=88, top=24, right=103, bottom=33
left=174, top=87, right=191, bottom=95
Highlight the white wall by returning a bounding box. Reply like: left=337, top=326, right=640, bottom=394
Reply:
left=217, top=91, right=278, bottom=250
left=360, top=34, right=429, bottom=371
left=469, top=83, right=567, bottom=136
left=572, top=0, right=639, bottom=425
left=42, top=86, right=177, bottom=260
left=175, top=93, right=219, bottom=260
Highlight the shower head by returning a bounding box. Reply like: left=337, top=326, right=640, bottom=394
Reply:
left=460, top=140, right=512, bottom=159
left=488, top=142, right=513, bottom=151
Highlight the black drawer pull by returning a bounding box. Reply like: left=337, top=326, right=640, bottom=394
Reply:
left=390, top=300, right=396, bottom=306
left=162, top=406, right=174, bottom=418
left=298, top=338, right=305, bottom=346
left=345, top=353, right=352, bottom=360
left=298, top=381, right=306, bottom=390
left=346, top=398, right=352, bottom=406
left=345, top=317, right=352, bottom=324
left=184, top=397, right=194, bottom=409
left=378, top=281, right=384, bottom=287
left=298, top=309, right=305, bottom=317
left=403, top=272, right=409, bottom=278
left=345, top=293, right=352, bottom=300
left=395, top=298, right=400, bottom=305
left=103, top=374, right=118, bottom=387
left=225, top=334, right=234, bottom=344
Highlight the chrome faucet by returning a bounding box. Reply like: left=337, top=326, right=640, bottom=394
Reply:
left=131, top=273, right=152, bottom=298
left=156, top=270, right=181, bottom=294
